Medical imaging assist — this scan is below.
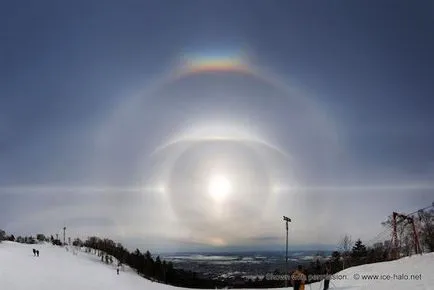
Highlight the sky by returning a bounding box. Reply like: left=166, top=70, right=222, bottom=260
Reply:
left=1, top=0, right=434, bottom=253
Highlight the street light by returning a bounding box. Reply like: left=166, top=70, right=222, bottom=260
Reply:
left=283, top=216, right=291, bottom=287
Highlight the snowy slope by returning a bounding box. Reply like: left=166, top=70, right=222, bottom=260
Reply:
left=0, top=241, right=433, bottom=290
left=0, top=241, right=174, bottom=290
left=321, top=252, right=434, bottom=290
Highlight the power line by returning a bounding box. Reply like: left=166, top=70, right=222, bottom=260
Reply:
left=366, top=227, right=392, bottom=246
left=404, top=202, right=434, bottom=217
left=366, top=201, right=433, bottom=247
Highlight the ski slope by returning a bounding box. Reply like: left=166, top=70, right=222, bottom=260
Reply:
left=0, top=241, right=433, bottom=290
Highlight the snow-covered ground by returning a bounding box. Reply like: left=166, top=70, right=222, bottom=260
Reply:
left=0, top=241, right=173, bottom=290
left=0, top=241, right=433, bottom=290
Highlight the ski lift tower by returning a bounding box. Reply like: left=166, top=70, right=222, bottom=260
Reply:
left=283, top=216, right=291, bottom=287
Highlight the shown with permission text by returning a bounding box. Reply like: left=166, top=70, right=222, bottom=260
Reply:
left=264, top=273, right=423, bottom=282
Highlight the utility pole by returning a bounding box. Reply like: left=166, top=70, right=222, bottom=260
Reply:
left=283, top=216, right=291, bottom=287
left=63, top=227, right=66, bottom=246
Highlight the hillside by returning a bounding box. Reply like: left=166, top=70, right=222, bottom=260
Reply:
left=0, top=241, right=171, bottom=290
left=0, top=241, right=433, bottom=290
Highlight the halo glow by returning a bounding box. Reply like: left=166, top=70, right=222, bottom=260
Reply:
left=208, top=175, right=232, bottom=202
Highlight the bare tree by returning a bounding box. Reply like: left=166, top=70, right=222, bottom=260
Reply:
left=339, top=234, right=353, bottom=254
left=338, top=234, right=353, bottom=269
left=419, top=209, right=434, bottom=252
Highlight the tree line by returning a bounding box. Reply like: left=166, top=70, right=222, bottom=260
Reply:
left=0, top=230, right=225, bottom=288
left=74, top=236, right=227, bottom=288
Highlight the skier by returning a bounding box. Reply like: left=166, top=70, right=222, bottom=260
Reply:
left=291, top=265, right=307, bottom=290
left=32, top=249, right=36, bottom=256
left=117, top=267, right=120, bottom=275
left=323, top=261, right=331, bottom=290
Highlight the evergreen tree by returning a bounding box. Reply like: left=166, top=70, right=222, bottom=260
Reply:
left=36, top=234, right=46, bottom=242
left=351, top=239, right=368, bottom=259
left=72, top=238, right=83, bottom=247
left=331, top=251, right=340, bottom=261
left=155, top=256, right=163, bottom=280
left=132, top=249, right=142, bottom=273
left=144, top=250, right=154, bottom=277
left=78, top=235, right=216, bottom=288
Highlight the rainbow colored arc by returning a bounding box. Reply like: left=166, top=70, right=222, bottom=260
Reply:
left=176, top=52, right=252, bottom=77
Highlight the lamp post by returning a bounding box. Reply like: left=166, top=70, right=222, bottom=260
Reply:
left=283, top=216, right=291, bottom=287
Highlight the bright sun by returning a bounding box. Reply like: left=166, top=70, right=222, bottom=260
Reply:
left=208, top=175, right=232, bottom=202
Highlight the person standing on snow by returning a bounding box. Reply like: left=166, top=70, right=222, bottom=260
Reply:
left=291, top=265, right=307, bottom=290
left=323, top=261, right=332, bottom=290
left=117, top=267, right=119, bottom=275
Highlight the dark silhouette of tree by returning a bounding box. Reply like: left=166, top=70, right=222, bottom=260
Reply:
left=52, top=238, right=62, bottom=246
left=0, top=229, right=5, bottom=242
left=72, top=238, right=83, bottom=247
left=351, top=239, right=368, bottom=261
left=80, top=235, right=226, bottom=288
left=331, top=251, right=340, bottom=261
left=36, top=234, right=46, bottom=242
left=154, top=256, right=163, bottom=281
left=330, top=251, right=341, bottom=272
